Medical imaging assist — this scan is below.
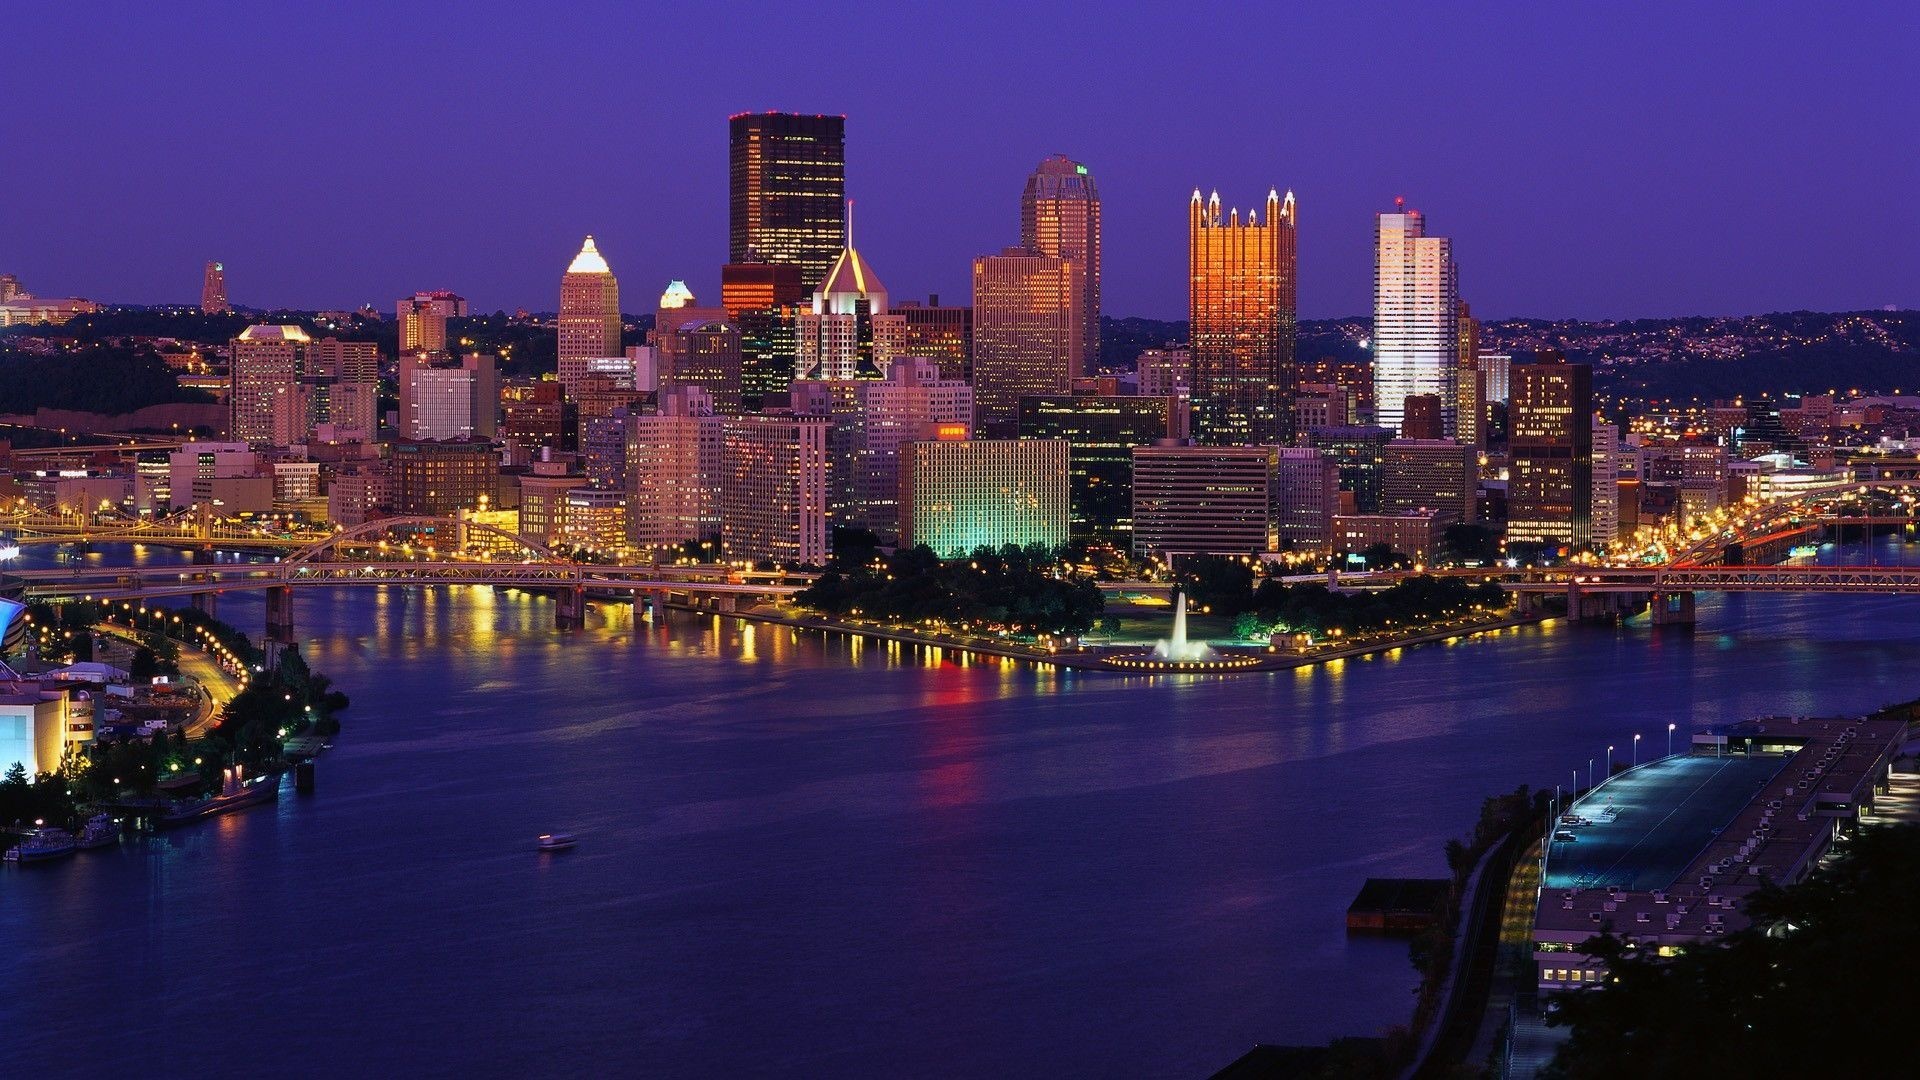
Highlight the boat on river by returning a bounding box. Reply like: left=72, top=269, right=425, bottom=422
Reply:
left=156, top=776, right=280, bottom=829
left=6, top=829, right=78, bottom=864
left=76, top=814, right=120, bottom=850
left=537, top=833, right=578, bottom=852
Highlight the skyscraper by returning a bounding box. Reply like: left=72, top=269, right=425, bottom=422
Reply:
left=400, top=353, right=498, bottom=441
left=1508, top=352, right=1594, bottom=551
left=558, top=236, right=622, bottom=401
left=1455, top=300, right=1483, bottom=448
left=796, top=221, right=890, bottom=383
left=970, top=248, right=1084, bottom=438
left=1373, top=203, right=1458, bottom=438
left=1021, top=155, right=1101, bottom=370
left=1188, top=188, right=1297, bottom=445
left=229, top=324, right=310, bottom=446
left=729, top=112, right=847, bottom=294
left=201, top=261, right=229, bottom=314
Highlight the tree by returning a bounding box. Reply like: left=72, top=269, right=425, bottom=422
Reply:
left=1544, top=824, right=1920, bottom=1078
left=129, top=645, right=159, bottom=682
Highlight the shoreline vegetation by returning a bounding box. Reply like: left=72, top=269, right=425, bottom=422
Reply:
left=1, top=600, right=348, bottom=842
left=770, top=543, right=1529, bottom=673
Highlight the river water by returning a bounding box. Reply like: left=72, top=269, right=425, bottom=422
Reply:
left=3, top=542, right=1918, bottom=1078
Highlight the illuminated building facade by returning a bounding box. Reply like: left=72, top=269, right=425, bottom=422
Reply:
left=626, top=387, right=724, bottom=552
left=1021, top=155, right=1101, bottom=370
left=790, top=358, right=973, bottom=541
left=1381, top=439, right=1476, bottom=523
left=390, top=440, right=497, bottom=517
left=400, top=352, right=498, bottom=441
left=657, top=317, right=744, bottom=415
left=557, top=235, right=622, bottom=401
left=1129, top=444, right=1279, bottom=558
left=201, top=261, right=229, bottom=314
left=892, top=299, right=972, bottom=383
left=719, top=413, right=828, bottom=565
left=1507, top=352, right=1593, bottom=550
left=230, top=324, right=311, bottom=446
left=499, top=379, right=564, bottom=451
left=1188, top=188, right=1297, bottom=445
left=1016, top=393, right=1177, bottom=539
left=398, top=290, right=467, bottom=354
left=1456, top=301, right=1483, bottom=447
left=900, top=436, right=1070, bottom=558
left=1591, top=416, right=1621, bottom=550
left=1373, top=205, right=1458, bottom=437
left=1274, top=447, right=1339, bottom=553
left=971, top=248, right=1084, bottom=438
left=729, top=112, right=846, bottom=294
left=723, top=262, right=805, bottom=409
left=1305, top=424, right=1395, bottom=513
left=797, top=230, right=889, bottom=384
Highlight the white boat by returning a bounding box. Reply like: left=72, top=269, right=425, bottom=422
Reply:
left=76, top=814, right=120, bottom=850
left=536, top=832, right=578, bottom=852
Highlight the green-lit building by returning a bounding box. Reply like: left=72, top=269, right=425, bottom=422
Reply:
left=1017, top=394, right=1180, bottom=539
left=900, top=437, right=1070, bottom=558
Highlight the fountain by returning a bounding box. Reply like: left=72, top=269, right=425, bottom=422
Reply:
left=1108, top=589, right=1263, bottom=671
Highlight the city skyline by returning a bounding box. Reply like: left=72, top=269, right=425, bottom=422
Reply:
left=3, top=5, right=1911, bottom=321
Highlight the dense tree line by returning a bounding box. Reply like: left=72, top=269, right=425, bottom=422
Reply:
left=0, top=343, right=214, bottom=415
left=797, top=542, right=1105, bottom=636
left=1172, top=556, right=1507, bottom=636
left=1544, top=824, right=1920, bottom=1078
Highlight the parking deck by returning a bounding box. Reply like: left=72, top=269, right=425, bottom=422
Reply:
left=1543, top=754, right=1792, bottom=892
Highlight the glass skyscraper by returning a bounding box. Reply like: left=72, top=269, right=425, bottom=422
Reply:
left=1372, top=205, right=1458, bottom=438
left=729, top=112, right=847, bottom=295
left=1187, top=188, right=1297, bottom=446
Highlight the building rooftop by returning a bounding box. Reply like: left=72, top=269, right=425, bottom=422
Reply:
left=566, top=235, right=611, bottom=276
left=236, top=324, right=311, bottom=342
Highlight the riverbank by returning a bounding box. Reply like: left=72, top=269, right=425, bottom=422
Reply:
left=91, top=623, right=243, bottom=737
left=696, top=599, right=1547, bottom=674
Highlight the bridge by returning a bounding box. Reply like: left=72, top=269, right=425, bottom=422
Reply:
left=1, top=504, right=318, bottom=551
left=8, top=516, right=806, bottom=658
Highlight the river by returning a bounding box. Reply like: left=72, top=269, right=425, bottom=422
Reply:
left=3, top=541, right=1918, bottom=1078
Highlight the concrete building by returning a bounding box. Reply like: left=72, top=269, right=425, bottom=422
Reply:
left=719, top=414, right=829, bottom=565
left=230, top=324, right=311, bottom=446
left=1456, top=301, right=1484, bottom=448
left=657, top=317, right=744, bottom=415
left=1129, top=444, right=1279, bottom=558
left=327, top=465, right=392, bottom=526
left=1017, top=393, right=1178, bottom=539
left=1021, top=155, right=1101, bottom=370
left=790, top=359, right=973, bottom=541
left=401, top=353, right=498, bottom=442
left=201, top=261, right=228, bottom=314
left=1508, top=353, right=1594, bottom=552
left=516, top=457, right=588, bottom=547
left=1273, top=446, right=1339, bottom=554
left=389, top=440, right=496, bottom=517
left=1189, top=188, right=1297, bottom=444
left=561, top=487, right=627, bottom=555
left=1381, top=440, right=1476, bottom=523
left=626, top=387, right=724, bottom=553
left=1135, top=347, right=1191, bottom=400
left=499, top=379, right=564, bottom=451
left=167, top=442, right=259, bottom=512
left=892, top=299, right=972, bottom=383
left=397, top=290, right=466, bottom=354
left=1333, top=509, right=1450, bottom=561
left=1373, top=205, right=1458, bottom=437
left=0, top=297, right=100, bottom=327
left=971, top=248, right=1085, bottom=438
left=900, top=436, right=1070, bottom=558
left=1592, top=417, right=1622, bottom=550
left=557, top=236, right=622, bottom=401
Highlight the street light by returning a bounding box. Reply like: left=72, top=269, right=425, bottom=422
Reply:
left=1607, top=744, right=1614, bottom=777
left=1667, top=722, right=1677, bottom=758
left=1588, top=758, right=1595, bottom=791
left=1633, top=733, right=1642, bottom=768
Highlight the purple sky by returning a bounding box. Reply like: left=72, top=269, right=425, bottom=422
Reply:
left=4, top=2, right=1915, bottom=320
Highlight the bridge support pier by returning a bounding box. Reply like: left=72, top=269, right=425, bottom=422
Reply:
left=1650, top=590, right=1697, bottom=628
left=190, top=591, right=218, bottom=619
left=265, top=584, right=296, bottom=645
left=555, top=586, right=587, bottom=630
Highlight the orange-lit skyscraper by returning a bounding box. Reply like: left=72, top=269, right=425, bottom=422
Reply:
left=729, top=112, right=846, bottom=295
left=558, top=235, right=622, bottom=401
left=201, top=261, right=229, bottom=314
left=971, top=248, right=1085, bottom=439
left=1021, top=155, right=1100, bottom=371
left=1188, top=188, right=1297, bottom=445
